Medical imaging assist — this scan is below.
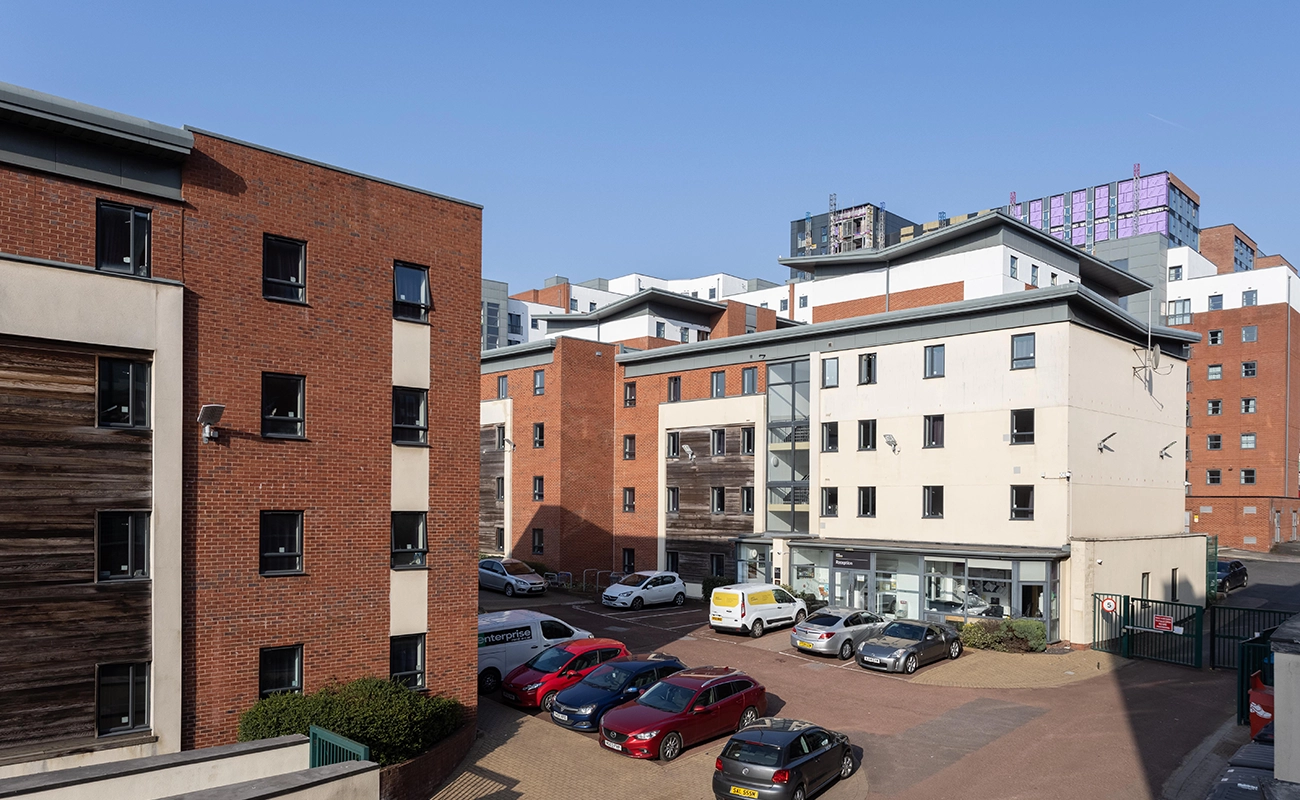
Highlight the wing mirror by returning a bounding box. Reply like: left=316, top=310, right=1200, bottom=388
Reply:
left=692, top=705, right=707, bottom=714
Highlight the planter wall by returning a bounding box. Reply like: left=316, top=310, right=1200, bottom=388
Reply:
left=378, top=712, right=477, bottom=800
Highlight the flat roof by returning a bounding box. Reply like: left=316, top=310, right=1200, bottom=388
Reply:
left=534, top=287, right=802, bottom=328
left=0, top=80, right=193, bottom=157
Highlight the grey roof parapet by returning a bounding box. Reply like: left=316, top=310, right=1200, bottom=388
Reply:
left=0, top=80, right=192, bottom=156
left=532, top=287, right=802, bottom=328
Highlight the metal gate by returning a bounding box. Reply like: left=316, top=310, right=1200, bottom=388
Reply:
left=1205, top=535, right=1218, bottom=606
left=309, top=725, right=370, bottom=768
left=1092, top=593, right=1204, bottom=668
left=1209, top=605, right=1297, bottom=670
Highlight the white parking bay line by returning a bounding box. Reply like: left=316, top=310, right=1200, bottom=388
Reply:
left=623, top=609, right=703, bottom=621
left=667, top=621, right=706, bottom=630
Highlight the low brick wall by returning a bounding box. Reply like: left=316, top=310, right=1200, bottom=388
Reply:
left=378, top=712, right=478, bottom=800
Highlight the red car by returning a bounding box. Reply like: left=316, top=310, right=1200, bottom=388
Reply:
left=501, top=638, right=628, bottom=711
left=598, top=666, right=766, bottom=761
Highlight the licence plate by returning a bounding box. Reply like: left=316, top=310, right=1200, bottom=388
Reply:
left=796, top=640, right=813, bottom=649
left=604, top=739, right=623, bottom=751
left=502, top=691, right=517, bottom=700
left=730, top=788, right=759, bottom=798
left=552, top=712, right=568, bottom=721
left=863, top=657, right=881, bottom=664
left=711, top=615, right=723, bottom=621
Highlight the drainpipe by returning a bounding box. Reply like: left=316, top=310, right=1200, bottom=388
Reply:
left=884, top=261, right=891, bottom=312
left=1287, top=274, right=1293, bottom=500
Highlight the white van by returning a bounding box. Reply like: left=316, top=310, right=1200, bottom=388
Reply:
left=477, top=610, right=592, bottom=693
left=709, top=583, right=806, bottom=638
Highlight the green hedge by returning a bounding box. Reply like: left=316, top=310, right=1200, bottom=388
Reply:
left=701, top=576, right=731, bottom=598
left=238, top=677, right=462, bottom=766
left=959, top=619, right=1047, bottom=653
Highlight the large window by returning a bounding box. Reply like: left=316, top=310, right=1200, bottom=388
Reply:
left=262, top=374, right=305, bottom=438
left=623, top=487, right=636, bottom=513
left=260, top=511, right=303, bottom=574
left=1011, top=409, right=1034, bottom=444
left=390, top=634, right=425, bottom=689
left=392, top=388, right=428, bottom=445
left=923, top=415, right=944, bottom=448
left=711, top=371, right=726, bottom=398
left=858, top=419, right=877, bottom=450
left=821, top=358, right=839, bottom=388
left=1011, top=485, right=1034, bottom=520
left=1011, top=334, right=1035, bottom=370
left=924, top=345, right=945, bottom=378
left=259, top=646, right=302, bottom=697
left=98, top=358, right=150, bottom=428
left=533, top=370, right=545, bottom=396
left=96, top=202, right=151, bottom=277
left=822, top=422, right=839, bottom=452
left=742, top=367, right=758, bottom=395
left=667, top=376, right=682, bottom=402
left=263, top=235, right=306, bottom=303
left=821, top=487, right=838, bottom=517
left=858, top=486, right=876, bottom=517
left=1167, top=299, right=1191, bottom=325
left=923, top=486, right=944, bottom=518
left=97, top=511, right=149, bottom=581
left=859, top=353, right=877, bottom=385
left=97, top=663, right=149, bottom=734
left=394, top=263, right=432, bottom=323
left=391, top=512, right=427, bottom=568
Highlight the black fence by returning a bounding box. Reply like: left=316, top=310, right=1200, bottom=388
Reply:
left=1210, top=605, right=1297, bottom=670
left=1093, top=594, right=1204, bottom=669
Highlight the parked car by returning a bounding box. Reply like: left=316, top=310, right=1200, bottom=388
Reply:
left=477, top=610, right=592, bottom=694
left=551, top=653, right=686, bottom=731
left=1217, top=560, right=1249, bottom=593
left=479, top=557, right=547, bottom=597
left=710, top=583, right=806, bottom=638
left=600, top=666, right=766, bottom=761
left=856, top=620, right=962, bottom=674
left=790, top=607, right=887, bottom=660
left=602, top=571, right=687, bottom=610
left=713, top=718, right=854, bottom=800
left=502, top=637, right=629, bottom=711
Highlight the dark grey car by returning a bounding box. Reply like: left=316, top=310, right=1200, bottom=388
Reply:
left=789, top=607, right=887, bottom=660
left=712, top=718, right=853, bottom=800
left=856, top=620, right=962, bottom=674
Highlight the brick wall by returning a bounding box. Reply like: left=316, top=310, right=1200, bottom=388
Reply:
left=812, top=281, right=964, bottom=323
left=707, top=301, right=781, bottom=339
left=1189, top=497, right=1300, bottom=551
left=614, top=336, right=679, bottom=351
left=510, top=283, right=569, bottom=310
left=1200, top=225, right=1256, bottom=275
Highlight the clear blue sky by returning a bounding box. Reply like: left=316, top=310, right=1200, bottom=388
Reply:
left=4, top=2, right=1295, bottom=288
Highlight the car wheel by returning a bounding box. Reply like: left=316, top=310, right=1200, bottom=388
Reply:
left=541, top=691, right=558, bottom=712
left=478, top=669, right=501, bottom=695
left=903, top=654, right=919, bottom=674
left=838, top=640, right=854, bottom=660
left=794, top=609, right=807, bottom=625
left=630, top=597, right=644, bottom=611
left=749, top=619, right=765, bottom=638
left=673, top=592, right=685, bottom=606
left=839, top=750, right=854, bottom=779
left=792, top=786, right=806, bottom=800
left=949, top=640, right=963, bottom=660
left=738, top=706, right=759, bottom=730
left=660, top=732, right=684, bottom=762
left=1242, top=576, right=1249, bottom=588
left=504, top=583, right=515, bottom=598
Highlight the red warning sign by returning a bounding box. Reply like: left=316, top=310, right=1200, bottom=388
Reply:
left=1153, top=615, right=1174, bottom=632
left=1101, top=597, right=1118, bottom=614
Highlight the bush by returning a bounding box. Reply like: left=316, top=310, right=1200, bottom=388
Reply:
left=521, top=560, right=550, bottom=575
left=238, top=677, right=463, bottom=766
left=1008, top=619, right=1047, bottom=653
left=701, top=576, right=731, bottom=598
left=959, top=619, right=1002, bottom=650
left=781, top=584, right=827, bottom=614
left=959, top=618, right=1047, bottom=653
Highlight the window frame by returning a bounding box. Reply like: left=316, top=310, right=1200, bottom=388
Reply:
left=391, top=511, right=427, bottom=569
left=392, top=261, right=432, bottom=323
left=923, top=414, right=945, bottom=448
left=1010, top=408, right=1034, bottom=445
left=261, top=373, right=306, bottom=439
left=1010, top=485, right=1034, bottom=520
left=666, top=431, right=680, bottom=457
left=259, top=645, right=303, bottom=698
left=821, top=357, right=839, bottom=388
left=1208, top=330, right=1223, bottom=346
left=1243, top=361, right=1258, bottom=378
left=822, top=421, right=839, bottom=452
left=494, top=476, right=504, bottom=502
left=711, top=371, right=726, bottom=398
left=924, top=344, right=945, bottom=379
left=741, top=426, right=755, bottom=455
left=922, top=485, right=944, bottom=519
left=1207, top=469, right=1222, bottom=485
left=1243, top=326, right=1258, bottom=343
left=623, top=487, right=636, bottom=513
left=392, top=387, right=429, bottom=446
left=709, top=553, right=725, bottom=578
left=711, top=428, right=726, bottom=455
left=667, top=486, right=679, bottom=513
left=1242, top=397, right=1257, bottom=414
left=858, top=419, right=877, bottom=451
left=97, top=662, right=150, bottom=735
left=710, top=486, right=725, bottom=514
left=1208, top=294, right=1224, bottom=311
left=1208, top=399, right=1222, bottom=416
left=623, top=434, right=636, bottom=460
left=667, top=376, right=682, bottom=403
left=742, top=367, right=758, bottom=395
left=1241, top=469, right=1256, bottom=485
left=97, top=358, right=150, bottom=429
left=390, top=634, right=426, bottom=689
left=740, top=486, right=754, bottom=515
left=821, top=487, right=838, bottom=517
left=1207, top=434, right=1222, bottom=451
left=532, top=527, right=544, bottom=554
left=261, top=234, right=307, bottom=304
left=259, top=511, right=304, bottom=576
left=1241, top=432, right=1257, bottom=450
left=96, top=510, right=150, bottom=582
left=96, top=201, right=152, bottom=277
left=857, top=486, right=876, bottom=518
left=1243, top=290, right=1258, bottom=307
left=1011, top=333, right=1036, bottom=370
left=533, top=370, right=545, bottom=396
left=533, top=422, right=545, bottom=449
left=1207, top=364, right=1222, bottom=381
left=497, top=375, right=508, bottom=399
left=624, top=381, right=637, bottom=408
left=532, top=476, right=544, bottom=501
left=859, top=353, right=877, bottom=385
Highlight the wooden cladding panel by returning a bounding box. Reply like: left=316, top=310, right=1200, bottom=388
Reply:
left=666, top=426, right=755, bottom=538
left=664, top=538, right=736, bottom=584
left=479, top=427, right=505, bottom=552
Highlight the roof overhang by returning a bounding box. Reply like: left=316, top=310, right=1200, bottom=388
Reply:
left=738, top=536, right=1071, bottom=562
left=0, top=80, right=192, bottom=158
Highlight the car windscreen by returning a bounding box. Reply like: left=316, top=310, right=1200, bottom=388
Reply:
left=881, top=622, right=925, bottom=641
left=805, top=613, right=843, bottom=627
left=722, top=739, right=782, bottom=767
left=525, top=647, right=573, bottom=672
left=503, top=562, right=535, bottom=576
left=637, top=681, right=695, bottom=713
left=582, top=665, right=632, bottom=690
left=617, top=573, right=651, bottom=586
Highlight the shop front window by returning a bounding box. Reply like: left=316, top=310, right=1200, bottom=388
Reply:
left=791, top=548, right=830, bottom=603
left=738, top=543, right=770, bottom=583
left=965, top=559, right=1013, bottom=618
left=874, top=554, right=921, bottom=620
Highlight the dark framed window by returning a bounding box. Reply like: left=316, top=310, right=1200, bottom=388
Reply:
left=1209, top=330, right=1223, bottom=345
left=858, top=486, right=876, bottom=517
left=497, top=376, right=508, bottom=399
left=1243, top=290, right=1258, bottom=307
left=624, top=434, right=636, bottom=460
left=821, top=487, right=838, bottom=517
left=742, top=367, right=758, bottom=395
left=1241, top=469, right=1256, bottom=485
left=533, top=422, right=545, bottom=448
left=859, top=353, right=877, bottom=385
left=711, top=487, right=725, bottom=514
left=624, top=382, right=637, bottom=407
left=741, top=426, right=755, bottom=455
left=667, top=376, right=682, bottom=403
left=1011, top=485, right=1034, bottom=520
left=262, top=373, right=305, bottom=438
left=1207, top=434, right=1221, bottom=450
left=656, top=322, right=666, bottom=338
left=700, top=330, right=712, bottom=341
left=1207, top=469, right=1221, bottom=485
left=1011, top=333, right=1035, bottom=369
left=1208, top=400, right=1222, bottom=416
left=822, top=422, right=839, bottom=452
left=394, top=262, right=432, bottom=322
left=923, top=485, right=944, bottom=518
left=1243, top=361, right=1257, bottom=378
left=666, top=551, right=680, bottom=573
left=667, top=486, right=679, bottom=512
left=260, top=511, right=303, bottom=575
left=533, top=370, right=545, bottom=395
left=822, top=358, right=839, bottom=388
left=263, top=234, right=306, bottom=303
left=495, top=476, right=504, bottom=501
left=97, top=358, right=149, bottom=428
left=392, top=387, right=428, bottom=445
left=924, top=344, right=945, bottom=378
left=667, top=431, right=680, bottom=457
left=495, top=527, right=504, bottom=550
left=96, top=201, right=151, bottom=277
left=711, top=371, right=726, bottom=398
left=709, top=553, right=725, bottom=578
left=496, top=425, right=506, bottom=449
left=1243, top=326, right=1258, bottom=343
left=1011, top=409, right=1034, bottom=444
left=1242, top=398, right=1257, bottom=414
left=532, top=528, right=544, bottom=554
left=97, top=663, right=149, bottom=735
left=391, top=512, right=427, bottom=568
left=741, top=486, right=754, bottom=515
left=622, top=548, right=636, bottom=574
left=858, top=419, right=877, bottom=450
left=390, top=634, right=425, bottom=689
left=532, top=476, right=544, bottom=501
left=259, top=645, right=302, bottom=697
left=923, top=414, right=944, bottom=448
left=1208, top=294, right=1223, bottom=311
left=1208, top=364, right=1222, bottom=381
left=623, top=487, right=636, bottom=513
left=97, top=511, right=149, bottom=581
left=712, top=428, right=726, bottom=455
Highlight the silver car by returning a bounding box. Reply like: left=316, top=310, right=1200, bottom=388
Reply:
left=856, top=620, right=962, bottom=674
left=478, top=558, right=547, bottom=597
left=790, top=607, right=887, bottom=660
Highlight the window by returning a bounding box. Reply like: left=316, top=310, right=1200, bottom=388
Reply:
left=821, top=487, right=838, bottom=517
left=1241, top=470, right=1256, bottom=485
left=1171, top=569, right=1180, bottom=603
left=390, top=634, right=425, bottom=689
left=822, top=422, right=839, bottom=452
left=259, top=646, right=302, bottom=698
left=96, top=201, right=151, bottom=277
left=711, top=487, right=725, bottom=514
left=1140, top=573, right=1150, bottom=600
left=681, top=328, right=690, bottom=343
left=1011, top=485, right=1034, bottom=520
left=1208, top=294, right=1223, bottom=311
left=1207, top=434, right=1222, bottom=450
left=667, top=376, right=682, bottom=402
left=589, top=301, right=597, bottom=312
left=497, top=375, right=508, bottom=399
left=570, top=298, right=578, bottom=311
left=97, top=663, right=149, bottom=734
left=530, top=318, right=539, bottom=330
left=1243, top=326, right=1258, bottom=343
left=1030, top=265, right=1039, bottom=286
left=260, top=511, right=303, bottom=574
left=780, top=298, right=788, bottom=312
left=494, top=476, right=504, bottom=501
left=261, top=374, right=305, bottom=438
left=923, top=415, right=944, bottom=448
left=495, top=527, right=504, bottom=550
left=533, top=370, right=545, bottom=395
left=711, top=371, right=726, bottom=398
left=741, top=486, right=754, bottom=514
left=622, top=548, right=636, bottom=574
left=742, top=367, right=758, bottom=395
left=1242, top=433, right=1257, bottom=450
left=390, top=512, right=426, bottom=568
left=741, top=426, right=755, bottom=455
left=97, top=511, right=149, bottom=581
left=624, top=382, right=637, bottom=407
left=1242, top=398, right=1257, bottom=414
left=1011, top=333, right=1035, bottom=369
left=667, top=487, right=679, bottom=512
left=666, top=551, right=680, bottom=573
left=858, top=486, right=876, bottom=517
left=1208, top=400, right=1222, bottom=416
left=1243, top=290, right=1258, bottom=307
left=710, top=554, right=725, bottom=577
left=1207, top=469, right=1221, bottom=485
left=1050, top=272, right=1059, bottom=286
left=666, top=431, right=680, bottom=457
left=1009, top=255, right=1018, bottom=280
left=856, top=418, right=878, bottom=451
left=390, top=261, right=434, bottom=322
left=1208, top=364, right=1222, bottom=381
left=859, top=353, right=877, bottom=384
left=532, top=476, right=544, bottom=501
left=1010, top=409, right=1034, bottom=444
left=97, top=358, right=150, bottom=428
left=263, top=235, right=306, bottom=303
left=1168, top=265, right=1182, bottom=281
left=712, top=428, right=726, bottom=455
left=392, top=387, right=428, bottom=445
left=708, top=287, right=717, bottom=300
left=533, top=422, right=545, bottom=448
left=623, top=434, right=636, bottom=460
left=1209, top=330, right=1223, bottom=345
left=656, top=322, right=666, bottom=338
left=507, top=313, right=522, bottom=335
left=924, top=345, right=945, bottom=378
left=532, top=528, right=544, bottom=554
left=1243, top=361, right=1257, bottom=378
left=496, top=425, right=506, bottom=449
left=821, top=358, right=839, bottom=388
left=1167, top=299, right=1191, bottom=325
left=798, top=295, right=808, bottom=308
left=923, top=486, right=944, bottom=518
left=623, top=487, right=636, bottom=513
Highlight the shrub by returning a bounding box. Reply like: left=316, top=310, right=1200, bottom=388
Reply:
left=238, top=677, right=462, bottom=766
left=1008, top=619, right=1047, bottom=653
left=701, top=576, right=731, bottom=598
left=959, top=619, right=1003, bottom=651
left=958, top=618, right=1047, bottom=653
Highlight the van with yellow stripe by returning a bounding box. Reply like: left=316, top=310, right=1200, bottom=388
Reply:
left=709, top=583, right=806, bottom=638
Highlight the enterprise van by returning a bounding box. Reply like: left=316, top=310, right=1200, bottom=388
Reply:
left=709, top=583, right=806, bottom=638
left=477, top=610, right=592, bottom=693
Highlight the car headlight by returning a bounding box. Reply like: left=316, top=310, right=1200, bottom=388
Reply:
left=517, top=579, right=530, bottom=587
left=633, top=730, right=660, bottom=740
left=891, top=649, right=908, bottom=658
left=618, top=590, right=633, bottom=597
left=576, top=704, right=596, bottom=714
left=523, top=682, right=543, bottom=691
